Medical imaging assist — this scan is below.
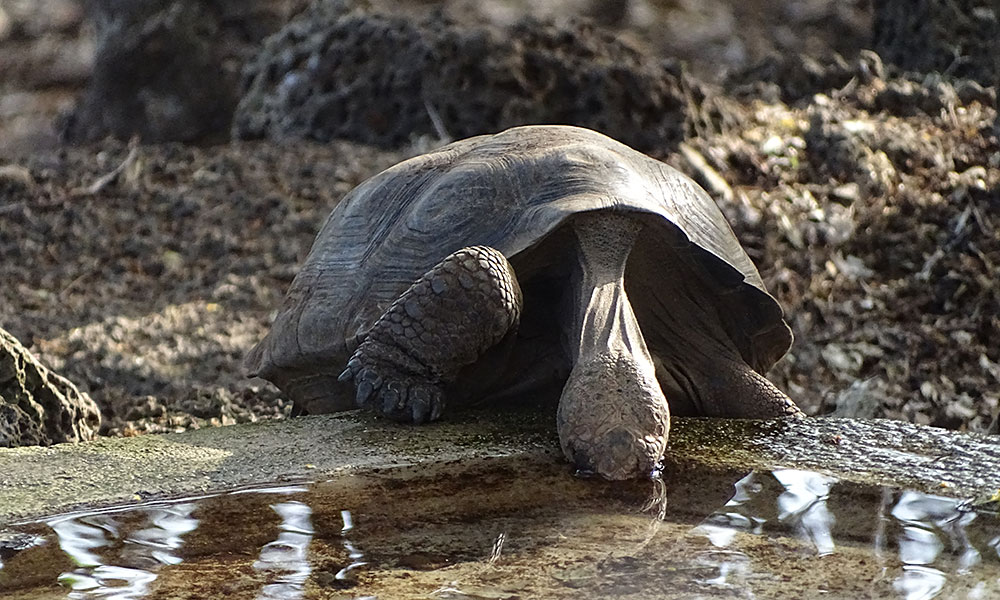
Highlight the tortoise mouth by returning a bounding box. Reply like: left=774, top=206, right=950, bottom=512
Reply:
left=567, top=428, right=667, bottom=481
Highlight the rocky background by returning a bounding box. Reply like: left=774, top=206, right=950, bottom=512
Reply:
left=0, top=0, right=997, bottom=444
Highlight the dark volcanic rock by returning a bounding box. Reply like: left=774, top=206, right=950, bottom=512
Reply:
left=234, top=2, right=694, bottom=153
left=0, top=327, right=100, bottom=447
left=60, top=0, right=306, bottom=144
left=873, top=0, right=1000, bottom=87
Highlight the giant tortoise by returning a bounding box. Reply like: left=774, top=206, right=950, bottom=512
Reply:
left=245, top=125, right=801, bottom=480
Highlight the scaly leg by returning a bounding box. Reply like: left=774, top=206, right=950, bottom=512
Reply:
left=339, top=246, right=522, bottom=423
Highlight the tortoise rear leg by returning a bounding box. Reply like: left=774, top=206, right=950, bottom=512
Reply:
left=339, top=246, right=522, bottom=423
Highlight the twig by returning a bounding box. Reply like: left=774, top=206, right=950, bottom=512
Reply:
left=424, top=97, right=452, bottom=144
left=0, top=201, right=25, bottom=215
left=917, top=247, right=945, bottom=282
left=59, top=259, right=101, bottom=299
left=73, top=140, right=140, bottom=196
left=678, top=142, right=733, bottom=202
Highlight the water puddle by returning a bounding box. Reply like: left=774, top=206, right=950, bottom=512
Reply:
left=0, top=456, right=998, bottom=599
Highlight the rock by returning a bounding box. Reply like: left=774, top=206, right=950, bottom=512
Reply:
left=0, top=531, right=44, bottom=562
left=873, top=0, right=1000, bottom=87
left=60, top=0, right=307, bottom=144
left=726, top=52, right=858, bottom=104
left=0, top=327, right=100, bottom=448
left=0, top=165, right=36, bottom=201
left=803, top=104, right=897, bottom=196
left=234, top=2, right=694, bottom=153
left=0, top=5, right=11, bottom=42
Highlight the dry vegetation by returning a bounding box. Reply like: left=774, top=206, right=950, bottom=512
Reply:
left=1, top=0, right=997, bottom=438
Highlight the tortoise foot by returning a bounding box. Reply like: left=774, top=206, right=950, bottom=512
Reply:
left=339, top=245, right=522, bottom=423
left=339, top=356, right=444, bottom=423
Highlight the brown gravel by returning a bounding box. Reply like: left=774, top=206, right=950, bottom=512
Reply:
left=1, top=139, right=403, bottom=435
left=1, top=0, right=998, bottom=439
left=678, top=54, right=1000, bottom=431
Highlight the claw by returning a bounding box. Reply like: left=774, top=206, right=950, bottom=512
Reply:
left=340, top=347, right=445, bottom=422
left=355, top=380, right=375, bottom=407
left=380, top=385, right=401, bottom=415
left=355, top=367, right=382, bottom=406
left=410, top=386, right=431, bottom=423
left=391, top=381, right=409, bottom=411
left=339, top=357, right=362, bottom=382
left=357, top=367, right=382, bottom=388
left=429, top=389, right=444, bottom=421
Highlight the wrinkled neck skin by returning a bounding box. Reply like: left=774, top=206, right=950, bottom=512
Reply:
left=557, top=212, right=670, bottom=481
left=575, top=279, right=648, bottom=362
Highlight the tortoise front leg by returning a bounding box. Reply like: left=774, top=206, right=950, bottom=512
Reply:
left=339, top=246, right=522, bottom=423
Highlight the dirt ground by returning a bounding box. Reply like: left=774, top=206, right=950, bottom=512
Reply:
left=1, top=0, right=998, bottom=438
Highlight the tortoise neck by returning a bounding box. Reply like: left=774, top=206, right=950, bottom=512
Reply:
left=556, top=212, right=669, bottom=479
left=567, top=213, right=654, bottom=365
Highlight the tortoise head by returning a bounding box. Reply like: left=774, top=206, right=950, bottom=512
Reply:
left=556, top=350, right=670, bottom=480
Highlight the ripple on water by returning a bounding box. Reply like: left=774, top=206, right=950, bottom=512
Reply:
left=0, top=457, right=997, bottom=600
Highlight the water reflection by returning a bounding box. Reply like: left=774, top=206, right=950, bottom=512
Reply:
left=253, top=501, right=314, bottom=600
left=697, top=472, right=766, bottom=548
left=50, top=503, right=198, bottom=599
left=336, top=509, right=367, bottom=581
left=893, top=491, right=980, bottom=572
left=0, top=532, right=45, bottom=572
left=894, top=565, right=946, bottom=600
left=692, top=549, right=752, bottom=594
left=773, top=469, right=836, bottom=555
left=2, top=467, right=996, bottom=600
left=889, top=491, right=981, bottom=600
left=696, top=471, right=992, bottom=600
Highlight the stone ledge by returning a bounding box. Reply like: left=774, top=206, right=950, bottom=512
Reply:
left=1, top=411, right=997, bottom=525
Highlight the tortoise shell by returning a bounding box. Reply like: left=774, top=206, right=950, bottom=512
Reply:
left=245, top=125, right=791, bottom=412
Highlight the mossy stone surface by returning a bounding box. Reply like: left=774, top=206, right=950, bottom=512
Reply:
left=1, top=411, right=997, bottom=525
